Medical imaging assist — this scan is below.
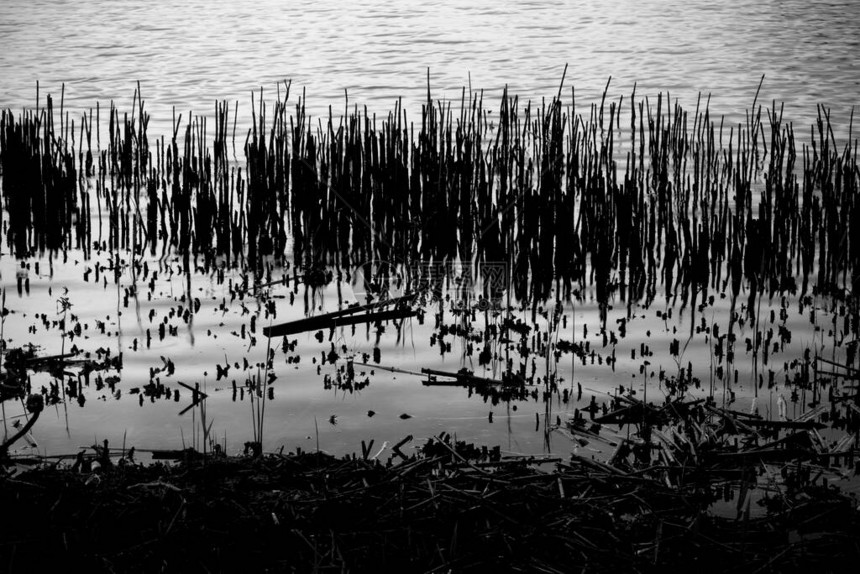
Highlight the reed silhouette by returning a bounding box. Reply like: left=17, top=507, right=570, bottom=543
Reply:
left=1, top=79, right=858, bottom=322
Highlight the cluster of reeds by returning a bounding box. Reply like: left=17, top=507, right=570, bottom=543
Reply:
left=0, top=86, right=87, bottom=257
left=2, top=80, right=857, bottom=310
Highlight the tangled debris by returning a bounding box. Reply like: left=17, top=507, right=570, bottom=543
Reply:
left=1, top=433, right=858, bottom=573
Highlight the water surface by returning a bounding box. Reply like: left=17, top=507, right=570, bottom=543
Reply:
left=1, top=0, right=859, bottom=459
left=2, top=0, right=858, bottom=132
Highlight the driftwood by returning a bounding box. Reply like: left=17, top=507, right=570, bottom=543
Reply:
left=419, top=368, right=510, bottom=387
left=262, top=295, right=417, bottom=337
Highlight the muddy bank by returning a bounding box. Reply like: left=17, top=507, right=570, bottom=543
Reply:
left=2, top=442, right=858, bottom=573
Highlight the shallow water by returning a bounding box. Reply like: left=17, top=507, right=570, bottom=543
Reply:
left=0, top=242, right=847, bottom=462
left=1, top=0, right=859, bottom=461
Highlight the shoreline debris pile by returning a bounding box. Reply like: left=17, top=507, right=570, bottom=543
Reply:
left=1, top=432, right=858, bottom=573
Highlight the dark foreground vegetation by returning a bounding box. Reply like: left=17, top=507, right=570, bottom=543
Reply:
left=2, top=437, right=858, bottom=574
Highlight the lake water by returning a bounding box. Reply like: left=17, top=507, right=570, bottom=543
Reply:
left=1, top=0, right=859, bottom=461
left=2, top=0, right=859, bottom=130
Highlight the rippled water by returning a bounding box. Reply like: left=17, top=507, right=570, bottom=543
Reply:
left=2, top=0, right=859, bottom=132
left=1, top=0, right=860, bottom=459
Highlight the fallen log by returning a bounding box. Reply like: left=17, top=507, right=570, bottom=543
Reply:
left=815, top=355, right=860, bottom=374
left=354, top=362, right=426, bottom=378
left=420, top=368, right=505, bottom=387
left=262, top=295, right=417, bottom=337
left=22, top=352, right=79, bottom=364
